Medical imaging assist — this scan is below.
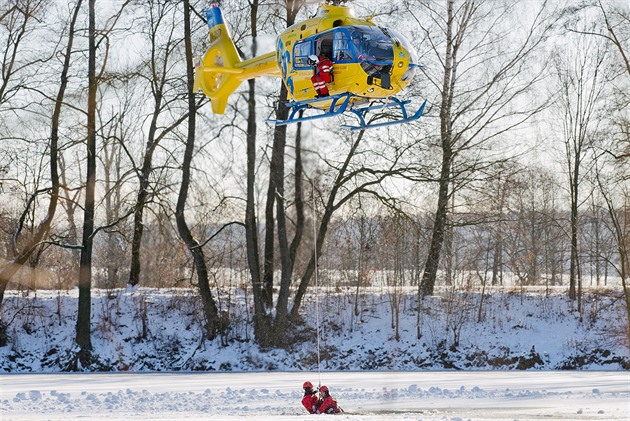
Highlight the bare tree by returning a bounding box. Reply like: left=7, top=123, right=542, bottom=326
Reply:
left=98, top=95, right=134, bottom=289
left=553, top=28, right=608, bottom=307
left=502, top=167, right=563, bottom=287
left=290, top=126, right=429, bottom=318
left=566, top=0, right=629, bottom=79
left=0, top=0, right=83, bottom=308
left=576, top=0, right=630, bottom=344
left=597, top=0, right=630, bottom=79
left=75, top=0, right=98, bottom=359
left=405, top=0, right=555, bottom=297
left=0, top=0, right=46, bottom=106
left=128, top=1, right=193, bottom=287
left=179, top=0, right=220, bottom=340
left=74, top=0, right=133, bottom=365
left=243, top=0, right=269, bottom=345
left=246, top=0, right=307, bottom=346
left=595, top=161, right=630, bottom=346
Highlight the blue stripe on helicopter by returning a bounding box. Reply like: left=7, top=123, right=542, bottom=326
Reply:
left=205, top=7, right=224, bottom=29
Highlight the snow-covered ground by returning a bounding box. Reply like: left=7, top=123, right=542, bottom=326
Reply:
left=2, top=371, right=629, bottom=420
left=1, top=287, right=628, bottom=419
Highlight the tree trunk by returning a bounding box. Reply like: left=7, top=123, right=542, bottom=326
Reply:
left=257, top=0, right=302, bottom=345
left=259, top=83, right=291, bottom=345
left=242, top=0, right=271, bottom=341
left=245, top=77, right=270, bottom=339
left=276, top=114, right=305, bottom=324
left=420, top=150, right=452, bottom=297
left=179, top=0, right=219, bottom=340
left=129, top=150, right=156, bottom=286
left=419, top=0, right=457, bottom=298
left=569, top=167, right=579, bottom=300
left=75, top=0, right=97, bottom=354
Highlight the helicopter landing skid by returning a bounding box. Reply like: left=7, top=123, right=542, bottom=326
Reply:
left=342, top=97, right=427, bottom=131
left=268, top=93, right=426, bottom=131
left=268, top=93, right=352, bottom=127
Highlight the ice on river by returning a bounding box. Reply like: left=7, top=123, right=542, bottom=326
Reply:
left=1, top=371, right=629, bottom=420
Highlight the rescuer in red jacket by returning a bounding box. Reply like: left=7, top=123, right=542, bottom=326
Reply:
left=317, top=385, right=342, bottom=414
left=308, top=55, right=333, bottom=97
left=301, top=381, right=320, bottom=414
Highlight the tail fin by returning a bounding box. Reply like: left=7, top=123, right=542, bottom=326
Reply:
left=194, top=6, right=280, bottom=114
left=194, top=6, right=243, bottom=114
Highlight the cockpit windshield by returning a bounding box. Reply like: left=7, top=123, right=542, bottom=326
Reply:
left=348, top=26, right=394, bottom=62
left=387, top=28, right=418, bottom=65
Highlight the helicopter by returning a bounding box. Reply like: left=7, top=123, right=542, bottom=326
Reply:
left=193, top=0, right=426, bottom=130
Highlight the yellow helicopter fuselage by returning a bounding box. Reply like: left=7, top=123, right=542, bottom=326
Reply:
left=194, top=4, right=418, bottom=114
left=276, top=5, right=416, bottom=105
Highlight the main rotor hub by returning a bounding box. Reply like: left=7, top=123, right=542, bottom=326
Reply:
left=325, top=0, right=350, bottom=6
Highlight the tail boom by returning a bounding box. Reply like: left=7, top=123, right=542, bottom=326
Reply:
left=194, top=6, right=280, bottom=114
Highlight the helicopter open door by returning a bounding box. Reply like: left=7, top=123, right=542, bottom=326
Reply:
left=332, top=30, right=355, bottom=63
left=287, top=29, right=363, bottom=100
left=315, top=33, right=334, bottom=62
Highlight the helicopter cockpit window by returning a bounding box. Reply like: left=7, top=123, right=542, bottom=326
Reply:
left=332, top=30, right=353, bottom=62
left=349, top=26, right=395, bottom=62
left=293, top=40, right=313, bottom=69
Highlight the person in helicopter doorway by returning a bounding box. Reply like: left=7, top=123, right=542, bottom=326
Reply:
left=317, top=385, right=342, bottom=414
left=308, top=54, right=333, bottom=98
left=301, top=381, right=320, bottom=414
left=351, top=31, right=366, bottom=60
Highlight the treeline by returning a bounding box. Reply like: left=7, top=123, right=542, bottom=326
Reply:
left=0, top=0, right=629, bottom=364
left=2, top=186, right=620, bottom=292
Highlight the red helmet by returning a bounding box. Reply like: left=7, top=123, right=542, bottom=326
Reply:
left=303, top=381, right=313, bottom=389
left=319, top=385, right=329, bottom=393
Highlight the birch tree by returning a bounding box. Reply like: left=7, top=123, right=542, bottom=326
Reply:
left=405, top=0, right=555, bottom=297
left=553, top=31, right=608, bottom=306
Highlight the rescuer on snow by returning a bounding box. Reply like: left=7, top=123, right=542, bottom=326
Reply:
left=301, top=381, right=320, bottom=414
left=317, top=385, right=342, bottom=414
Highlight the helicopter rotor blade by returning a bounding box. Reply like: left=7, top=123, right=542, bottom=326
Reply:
left=300, top=0, right=352, bottom=6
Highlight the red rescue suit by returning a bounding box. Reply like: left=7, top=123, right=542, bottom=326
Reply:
left=318, top=395, right=341, bottom=414
left=311, top=56, right=333, bottom=97
left=302, top=392, right=319, bottom=414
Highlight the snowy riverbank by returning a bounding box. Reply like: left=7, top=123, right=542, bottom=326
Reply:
left=1, top=287, right=628, bottom=372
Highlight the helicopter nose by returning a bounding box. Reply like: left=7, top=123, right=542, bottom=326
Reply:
left=402, top=64, right=416, bottom=82
left=391, top=44, right=412, bottom=86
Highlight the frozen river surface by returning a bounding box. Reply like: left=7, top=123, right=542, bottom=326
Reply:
left=1, top=371, right=629, bottom=420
